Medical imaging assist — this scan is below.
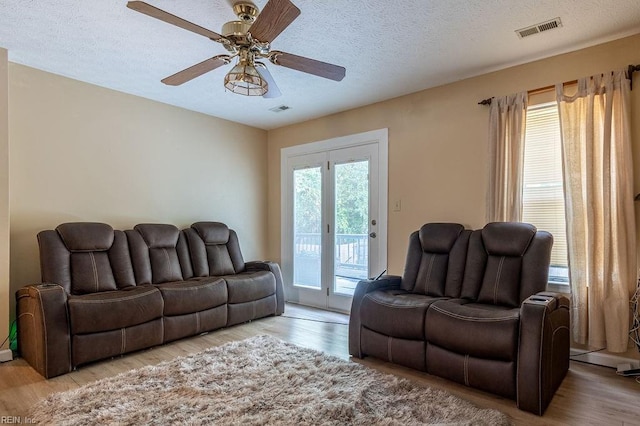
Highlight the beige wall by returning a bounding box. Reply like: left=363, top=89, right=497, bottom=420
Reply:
left=3, top=33, right=640, bottom=330
left=0, top=48, right=9, bottom=347
left=267, top=33, right=640, bottom=276
left=8, top=64, right=268, bottom=319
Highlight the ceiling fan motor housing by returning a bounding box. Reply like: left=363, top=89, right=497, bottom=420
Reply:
left=233, top=2, right=258, bottom=23
left=221, top=20, right=252, bottom=50
left=221, top=2, right=261, bottom=52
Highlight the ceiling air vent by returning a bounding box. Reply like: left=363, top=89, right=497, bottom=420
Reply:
left=269, top=105, right=292, bottom=113
left=516, top=17, right=562, bottom=38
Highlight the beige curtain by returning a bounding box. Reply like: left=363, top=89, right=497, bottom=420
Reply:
left=487, top=92, right=528, bottom=222
left=556, top=70, right=636, bottom=352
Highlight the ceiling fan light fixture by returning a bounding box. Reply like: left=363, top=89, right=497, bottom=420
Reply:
left=224, top=50, right=268, bottom=96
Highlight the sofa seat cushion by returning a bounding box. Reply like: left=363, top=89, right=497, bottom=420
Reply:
left=224, top=271, right=276, bottom=304
left=68, top=286, right=163, bottom=335
left=426, top=343, right=516, bottom=399
left=156, top=277, right=227, bottom=316
left=426, top=301, right=520, bottom=361
left=360, top=289, right=446, bottom=340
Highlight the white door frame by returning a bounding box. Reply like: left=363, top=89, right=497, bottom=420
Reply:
left=280, top=128, right=388, bottom=312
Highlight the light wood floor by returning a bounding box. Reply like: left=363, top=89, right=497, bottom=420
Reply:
left=1, top=303, right=639, bottom=425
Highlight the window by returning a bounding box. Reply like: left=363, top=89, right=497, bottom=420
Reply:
left=522, top=102, right=569, bottom=285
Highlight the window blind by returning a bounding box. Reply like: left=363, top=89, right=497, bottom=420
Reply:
left=522, top=103, right=568, bottom=272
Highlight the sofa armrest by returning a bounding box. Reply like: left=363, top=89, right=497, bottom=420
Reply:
left=245, top=261, right=285, bottom=315
left=16, top=284, right=72, bottom=378
left=348, top=275, right=402, bottom=358
left=517, top=291, right=570, bottom=415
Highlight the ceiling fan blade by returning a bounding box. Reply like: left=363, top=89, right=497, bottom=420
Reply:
left=127, top=1, right=226, bottom=42
left=255, top=63, right=282, bottom=98
left=248, top=0, right=301, bottom=43
left=161, top=55, right=231, bottom=86
left=270, top=51, right=346, bottom=82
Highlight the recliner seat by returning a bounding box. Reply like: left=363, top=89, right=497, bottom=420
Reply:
left=353, top=223, right=470, bottom=371
left=349, top=222, right=570, bottom=415
left=17, top=223, right=165, bottom=377
left=185, top=221, right=284, bottom=326
left=126, top=223, right=229, bottom=343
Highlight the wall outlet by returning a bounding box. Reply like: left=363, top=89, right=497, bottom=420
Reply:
left=393, top=199, right=402, bottom=212
left=0, top=349, right=13, bottom=363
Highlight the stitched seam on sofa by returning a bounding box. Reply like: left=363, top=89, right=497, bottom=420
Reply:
left=364, top=279, right=397, bottom=295
left=364, top=282, right=373, bottom=293
left=90, top=252, right=99, bottom=293
left=429, top=305, right=517, bottom=322
left=425, top=253, right=435, bottom=295
left=121, top=328, right=126, bottom=354
left=464, top=354, right=469, bottom=386
left=537, top=307, right=547, bottom=415
left=252, top=302, right=256, bottom=320
left=363, top=294, right=432, bottom=309
left=493, top=256, right=505, bottom=305
left=519, top=232, right=535, bottom=256
left=68, top=291, right=155, bottom=304
left=162, top=248, right=173, bottom=280
left=33, top=287, right=49, bottom=377
left=550, top=325, right=569, bottom=403
left=160, top=285, right=220, bottom=292
left=64, top=291, right=72, bottom=370
left=20, top=311, right=44, bottom=374
left=58, top=232, right=111, bottom=254
left=228, top=294, right=274, bottom=305
left=196, top=311, right=200, bottom=334
left=516, top=310, right=523, bottom=408
left=388, top=337, right=393, bottom=363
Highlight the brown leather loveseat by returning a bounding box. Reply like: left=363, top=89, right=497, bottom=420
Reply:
left=16, top=221, right=284, bottom=378
left=349, top=222, right=570, bottom=415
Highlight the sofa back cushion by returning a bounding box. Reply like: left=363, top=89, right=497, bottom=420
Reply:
left=126, top=224, right=193, bottom=284
left=401, top=223, right=470, bottom=297
left=461, top=222, right=552, bottom=307
left=38, top=222, right=136, bottom=295
left=185, top=222, right=245, bottom=277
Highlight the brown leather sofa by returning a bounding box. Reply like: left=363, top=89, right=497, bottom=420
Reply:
left=16, top=221, right=284, bottom=378
left=349, top=222, right=570, bottom=415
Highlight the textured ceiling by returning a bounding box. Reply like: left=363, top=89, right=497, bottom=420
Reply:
left=1, top=1, right=640, bottom=130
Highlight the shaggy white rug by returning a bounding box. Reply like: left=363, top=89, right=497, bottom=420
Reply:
left=30, top=336, right=511, bottom=425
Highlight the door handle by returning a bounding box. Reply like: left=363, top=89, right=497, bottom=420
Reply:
left=369, top=232, right=377, bottom=238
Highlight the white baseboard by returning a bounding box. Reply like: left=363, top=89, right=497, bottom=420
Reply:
left=0, top=349, right=13, bottom=363
left=570, top=347, right=640, bottom=369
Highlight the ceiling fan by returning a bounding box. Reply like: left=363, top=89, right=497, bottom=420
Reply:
left=126, top=0, right=346, bottom=98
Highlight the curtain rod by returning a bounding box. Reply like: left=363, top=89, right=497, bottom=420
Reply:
left=478, top=64, right=640, bottom=105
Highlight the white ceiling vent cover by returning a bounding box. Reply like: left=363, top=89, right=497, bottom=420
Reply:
left=516, top=17, right=563, bottom=38
left=269, top=105, right=292, bottom=113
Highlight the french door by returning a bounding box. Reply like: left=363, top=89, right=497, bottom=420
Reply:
left=281, top=130, right=387, bottom=312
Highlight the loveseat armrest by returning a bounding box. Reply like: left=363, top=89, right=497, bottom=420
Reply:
left=245, top=261, right=285, bottom=315
left=517, top=291, right=570, bottom=415
left=354, top=275, right=402, bottom=296
left=16, top=284, right=72, bottom=378
left=348, top=275, right=402, bottom=358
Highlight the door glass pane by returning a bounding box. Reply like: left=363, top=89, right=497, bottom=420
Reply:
left=293, top=167, right=322, bottom=288
left=334, top=160, right=369, bottom=295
